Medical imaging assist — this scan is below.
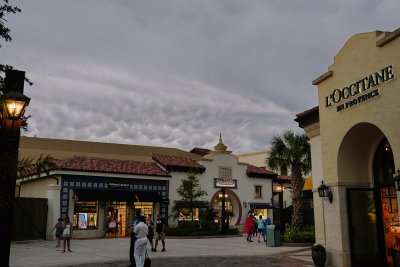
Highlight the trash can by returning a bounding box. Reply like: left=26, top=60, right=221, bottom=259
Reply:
left=266, top=225, right=281, bottom=247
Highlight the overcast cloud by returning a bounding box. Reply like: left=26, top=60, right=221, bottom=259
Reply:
left=1, top=0, right=399, bottom=153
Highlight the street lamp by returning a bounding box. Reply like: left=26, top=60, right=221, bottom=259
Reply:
left=2, top=91, right=30, bottom=120
left=0, top=70, right=30, bottom=267
left=220, top=188, right=227, bottom=234
left=276, top=184, right=284, bottom=230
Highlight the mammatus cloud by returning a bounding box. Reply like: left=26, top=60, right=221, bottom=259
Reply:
left=1, top=0, right=399, bottom=153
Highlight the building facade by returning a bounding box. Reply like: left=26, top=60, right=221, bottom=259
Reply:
left=296, top=28, right=400, bottom=267
left=17, top=136, right=276, bottom=240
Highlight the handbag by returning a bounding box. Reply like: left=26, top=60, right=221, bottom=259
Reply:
left=144, top=250, right=151, bottom=267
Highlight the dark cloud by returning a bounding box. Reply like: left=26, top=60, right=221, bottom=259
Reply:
left=1, top=0, right=399, bottom=153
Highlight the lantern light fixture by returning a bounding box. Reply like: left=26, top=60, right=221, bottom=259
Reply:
left=276, top=185, right=284, bottom=193
left=1, top=91, right=31, bottom=120
left=318, top=180, right=333, bottom=203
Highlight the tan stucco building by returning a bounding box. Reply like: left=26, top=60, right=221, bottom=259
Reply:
left=17, top=136, right=276, bottom=240
left=296, top=28, right=400, bottom=267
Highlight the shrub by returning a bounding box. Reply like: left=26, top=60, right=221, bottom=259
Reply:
left=282, top=226, right=315, bottom=243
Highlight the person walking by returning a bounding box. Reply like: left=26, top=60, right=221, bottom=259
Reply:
left=244, top=213, right=254, bottom=242
left=50, top=218, right=64, bottom=248
left=133, top=215, right=149, bottom=267
left=62, top=217, right=73, bottom=252
left=129, top=211, right=141, bottom=266
left=146, top=215, right=155, bottom=251
left=257, top=215, right=266, bottom=243
left=154, top=213, right=167, bottom=252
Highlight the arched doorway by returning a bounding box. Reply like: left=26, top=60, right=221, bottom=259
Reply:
left=340, top=123, right=398, bottom=267
left=210, top=189, right=242, bottom=226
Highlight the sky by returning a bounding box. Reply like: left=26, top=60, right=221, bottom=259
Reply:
left=1, top=0, right=399, bottom=154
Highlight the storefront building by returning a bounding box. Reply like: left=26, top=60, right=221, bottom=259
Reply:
left=296, top=28, right=400, bottom=267
left=17, top=135, right=276, bottom=239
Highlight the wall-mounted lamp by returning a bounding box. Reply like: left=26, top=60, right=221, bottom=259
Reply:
left=393, top=169, right=400, bottom=191
left=243, top=201, right=247, bottom=208
left=72, top=193, right=79, bottom=202
left=318, top=180, right=333, bottom=203
left=276, top=185, right=283, bottom=193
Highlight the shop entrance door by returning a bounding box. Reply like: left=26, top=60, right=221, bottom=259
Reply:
left=105, top=202, right=128, bottom=237
left=347, top=188, right=385, bottom=267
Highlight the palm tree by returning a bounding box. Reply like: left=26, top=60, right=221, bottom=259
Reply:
left=267, top=130, right=311, bottom=231
left=0, top=154, right=57, bottom=213
left=17, top=154, right=58, bottom=179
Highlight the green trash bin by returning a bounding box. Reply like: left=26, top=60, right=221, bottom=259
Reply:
left=266, top=225, right=281, bottom=247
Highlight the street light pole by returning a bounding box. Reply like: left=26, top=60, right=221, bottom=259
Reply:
left=279, top=186, right=284, bottom=231
left=276, top=184, right=284, bottom=231
left=0, top=70, right=30, bottom=266
left=221, top=188, right=226, bottom=234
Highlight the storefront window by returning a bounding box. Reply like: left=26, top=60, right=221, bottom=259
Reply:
left=73, top=201, right=98, bottom=229
left=133, top=202, right=154, bottom=219
left=254, top=185, right=262, bottom=198
left=178, top=208, right=199, bottom=221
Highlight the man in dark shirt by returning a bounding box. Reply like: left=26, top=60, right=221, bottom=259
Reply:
left=153, top=213, right=167, bottom=252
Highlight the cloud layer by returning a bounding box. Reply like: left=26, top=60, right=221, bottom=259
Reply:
left=1, top=0, right=399, bottom=153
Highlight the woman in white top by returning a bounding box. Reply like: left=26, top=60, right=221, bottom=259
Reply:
left=62, top=217, right=73, bottom=252
left=133, top=215, right=149, bottom=267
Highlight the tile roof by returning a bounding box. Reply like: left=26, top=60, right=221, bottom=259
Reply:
left=189, top=147, right=212, bottom=156
left=275, top=175, right=292, bottom=182
left=294, top=106, right=319, bottom=128
left=152, top=154, right=206, bottom=173
left=246, top=164, right=277, bottom=179
left=57, top=156, right=171, bottom=177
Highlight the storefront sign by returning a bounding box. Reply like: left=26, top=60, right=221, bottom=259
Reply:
left=214, top=177, right=237, bottom=188
left=324, top=65, right=395, bottom=112
left=75, top=205, right=97, bottom=213
left=108, top=182, right=130, bottom=189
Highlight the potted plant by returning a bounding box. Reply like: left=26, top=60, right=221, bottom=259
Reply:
left=311, top=244, right=327, bottom=267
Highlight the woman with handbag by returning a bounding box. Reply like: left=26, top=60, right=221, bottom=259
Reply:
left=133, top=215, right=150, bottom=267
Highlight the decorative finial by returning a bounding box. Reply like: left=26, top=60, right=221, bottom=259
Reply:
left=214, top=133, right=227, bottom=152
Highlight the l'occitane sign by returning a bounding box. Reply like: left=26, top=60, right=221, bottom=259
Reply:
left=325, top=66, right=394, bottom=112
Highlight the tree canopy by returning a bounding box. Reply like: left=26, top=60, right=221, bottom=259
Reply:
left=172, top=172, right=208, bottom=222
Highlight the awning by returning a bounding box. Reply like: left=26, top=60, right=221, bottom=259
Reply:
left=249, top=203, right=275, bottom=209
left=73, top=189, right=164, bottom=203
left=303, top=175, right=313, bottom=190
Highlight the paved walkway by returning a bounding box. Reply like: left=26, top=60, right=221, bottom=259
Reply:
left=10, top=236, right=315, bottom=267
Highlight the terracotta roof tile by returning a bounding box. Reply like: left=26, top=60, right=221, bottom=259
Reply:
left=246, top=164, right=277, bottom=179
left=295, top=106, right=319, bottom=128
left=276, top=175, right=292, bottom=181
left=57, top=156, right=171, bottom=177
left=152, top=154, right=206, bottom=173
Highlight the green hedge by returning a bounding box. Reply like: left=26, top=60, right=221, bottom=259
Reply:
left=282, top=226, right=315, bottom=243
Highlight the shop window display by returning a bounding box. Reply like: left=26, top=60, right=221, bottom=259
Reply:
left=73, top=201, right=98, bottom=229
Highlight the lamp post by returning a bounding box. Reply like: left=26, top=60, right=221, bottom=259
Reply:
left=220, top=188, right=227, bottom=234
left=0, top=70, right=30, bottom=266
left=276, top=184, right=284, bottom=230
